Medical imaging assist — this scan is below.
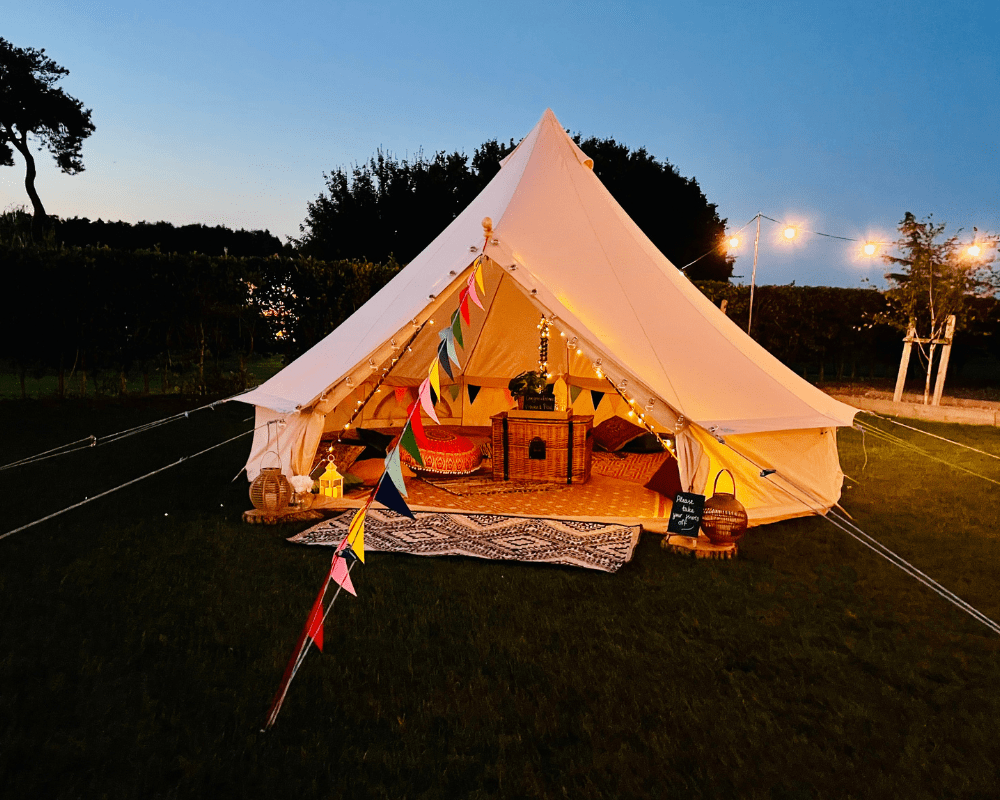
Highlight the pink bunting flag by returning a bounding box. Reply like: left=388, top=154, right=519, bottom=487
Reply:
left=467, top=272, right=484, bottom=309
left=394, top=386, right=408, bottom=406
left=419, top=378, right=440, bottom=424
left=331, top=555, right=357, bottom=597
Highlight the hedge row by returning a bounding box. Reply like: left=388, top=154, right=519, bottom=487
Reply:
left=2, top=243, right=998, bottom=398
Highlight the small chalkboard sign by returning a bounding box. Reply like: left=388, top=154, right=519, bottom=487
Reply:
left=667, top=492, right=705, bottom=537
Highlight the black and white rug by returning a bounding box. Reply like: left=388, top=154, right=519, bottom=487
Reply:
left=288, top=509, right=641, bottom=573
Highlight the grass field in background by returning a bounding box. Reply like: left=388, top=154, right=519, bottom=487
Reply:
left=1, top=397, right=999, bottom=799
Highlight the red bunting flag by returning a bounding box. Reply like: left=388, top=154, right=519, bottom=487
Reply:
left=394, top=387, right=408, bottom=406
left=406, top=401, right=429, bottom=446
left=460, top=292, right=471, bottom=325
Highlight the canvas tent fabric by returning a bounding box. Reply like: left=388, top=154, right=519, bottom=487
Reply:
left=236, top=109, right=857, bottom=526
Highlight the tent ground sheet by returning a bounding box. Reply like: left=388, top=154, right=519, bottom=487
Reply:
left=288, top=509, right=641, bottom=572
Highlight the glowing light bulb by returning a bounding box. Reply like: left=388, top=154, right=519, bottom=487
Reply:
left=968, top=244, right=982, bottom=257
left=864, top=243, right=877, bottom=256
left=783, top=227, right=797, bottom=240
left=729, top=236, right=740, bottom=249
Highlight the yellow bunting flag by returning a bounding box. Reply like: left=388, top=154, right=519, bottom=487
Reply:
left=347, top=507, right=366, bottom=563
left=475, top=264, right=485, bottom=296
left=429, top=359, right=441, bottom=401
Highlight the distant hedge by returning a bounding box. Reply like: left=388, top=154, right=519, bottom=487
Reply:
left=2, top=240, right=998, bottom=399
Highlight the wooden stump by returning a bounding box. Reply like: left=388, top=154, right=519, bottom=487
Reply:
left=242, top=508, right=324, bottom=525
left=661, top=533, right=737, bottom=560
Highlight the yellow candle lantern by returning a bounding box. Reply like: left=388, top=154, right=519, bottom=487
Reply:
left=319, top=462, right=344, bottom=498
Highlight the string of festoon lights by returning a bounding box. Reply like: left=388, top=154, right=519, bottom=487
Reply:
left=680, top=212, right=992, bottom=335
left=547, top=314, right=677, bottom=458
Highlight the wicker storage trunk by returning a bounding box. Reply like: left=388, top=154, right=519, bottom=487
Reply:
left=491, top=412, right=593, bottom=483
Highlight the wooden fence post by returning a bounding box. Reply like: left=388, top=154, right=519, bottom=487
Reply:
left=893, top=321, right=917, bottom=403
left=931, top=315, right=957, bottom=407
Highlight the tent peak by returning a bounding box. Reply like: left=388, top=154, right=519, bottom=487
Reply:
left=499, top=108, right=594, bottom=171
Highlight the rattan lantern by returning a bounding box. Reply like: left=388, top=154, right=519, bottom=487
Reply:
left=319, top=463, right=344, bottom=498
left=249, top=453, right=292, bottom=514
left=701, top=469, right=748, bottom=545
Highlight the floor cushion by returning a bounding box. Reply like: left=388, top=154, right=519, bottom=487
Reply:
left=592, top=415, right=647, bottom=452
left=394, top=428, right=483, bottom=475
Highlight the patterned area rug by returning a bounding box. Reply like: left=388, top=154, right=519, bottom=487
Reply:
left=288, top=509, right=641, bottom=573
left=591, top=451, right=669, bottom=484
left=421, top=476, right=569, bottom=496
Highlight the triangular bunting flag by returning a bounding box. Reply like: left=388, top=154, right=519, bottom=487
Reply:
left=304, top=583, right=326, bottom=652
left=384, top=447, right=407, bottom=498
left=591, top=390, right=605, bottom=409
left=467, top=384, right=481, bottom=404
left=467, top=273, right=483, bottom=309
left=419, top=379, right=439, bottom=424
left=503, top=388, right=514, bottom=407
left=437, top=341, right=454, bottom=379
left=474, top=264, right=485, bottom=296
left=399, top=423, right=424, bottom=467
left=407, top=401, right=430, bottom=446
left=570, top=385, right=582, bottom=403
left=394, top=386, right=408, bottom=406
left=452, top=314, right=464, bottom=348
left=460, top=293, right=471, bottom=325
left=448, top=384, right=461, bottom=401
left=331, top=555, right=357, bottom=596
left=374, top=474, right=415, bottom=519
left=429, top=359, right=441, bottom=400
left=445, top=334, right=460, bottom=369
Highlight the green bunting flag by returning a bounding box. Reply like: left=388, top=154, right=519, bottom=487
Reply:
left=448, top=384, right=461, bottom=401
left=570, top=385, right=582, bottom=403
left=399, top=423, right=424, bottom=467
left=452, top=314, right=464, bottom=349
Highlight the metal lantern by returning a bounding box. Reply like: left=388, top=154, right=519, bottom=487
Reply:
left=701, top=469, right=748, bottom=545
left=249, top=452, right=292, bottom=513
left=319, top=463, right=344, bottom=498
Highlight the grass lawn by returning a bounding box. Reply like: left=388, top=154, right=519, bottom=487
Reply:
left=1, top=398, right=999, bottom=799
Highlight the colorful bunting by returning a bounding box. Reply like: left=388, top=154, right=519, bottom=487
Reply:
left=467, top=384, right=481, bottom=404
left=419, top=379, right=439, bottom=424
left=448, top=384, right=461, bottom=401
left=451, top=314, right=464, bottom=349
left=384, top=447, right=408, bottom=499
left=467, top=273, right=483, bottom=309
left=407, top=401, right=429, bottom=446
left=374, top=474, right=415, bottom=519
left=445, top=333, right=460, bottom=369
left=429, top=359, right=441, bottom=400
left=394, top=387, right=408, bottom=406
left=474, top=263, right=485, bottom=296
left=570, top=385, right=582, bottom=403
left=331, top=554, right=357, bottom=596
left=503, top=388, right=514, bottom=407
left=460, top=292, right=471, bottom=325
left=304, top=581, right=327, bottom=652
left=591, top=390, right=605, bottom=409
left=399, top=423, right=424, bottom=467
left=437, top=341, right=454, bottom=379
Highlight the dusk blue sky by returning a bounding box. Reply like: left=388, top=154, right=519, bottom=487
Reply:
left=4, top=0, right=998, bottom=287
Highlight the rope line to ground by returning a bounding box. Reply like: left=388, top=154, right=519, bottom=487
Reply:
left=859, top=410, right=1000, bottom=461
left=719, top=440, right=1000, bottom=636
left=0, top=392, right=247, bottom=473
left=0, top=428, right=254, bottom=543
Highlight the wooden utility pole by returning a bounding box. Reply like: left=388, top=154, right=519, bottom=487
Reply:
left=892, top=315, right=956, bottom=406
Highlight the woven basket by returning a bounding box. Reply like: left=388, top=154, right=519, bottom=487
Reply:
left=492, top=413, right=592, bottom=483
left=249, top=452, right=292, bottom=514
left=701, top=469, right=748, bottom=545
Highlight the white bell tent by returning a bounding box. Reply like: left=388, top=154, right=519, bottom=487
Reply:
left=236, top=109, right=857, bottom=527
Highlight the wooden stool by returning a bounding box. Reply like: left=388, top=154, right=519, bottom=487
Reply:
left=661, top=533, right=737, bottom=560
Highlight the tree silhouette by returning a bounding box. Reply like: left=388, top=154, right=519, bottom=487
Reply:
left=298, top=134, right=732, bottom=280
left=0, top=38, right=95, bottom=239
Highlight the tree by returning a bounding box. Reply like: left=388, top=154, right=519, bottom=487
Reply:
left=298, top=133, right=733, bottom=281
left=883, top=212, right=998, bottom=396
left=0, top=38, right=94, bottom=239
left=883, top=213, right=997, bottom=340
